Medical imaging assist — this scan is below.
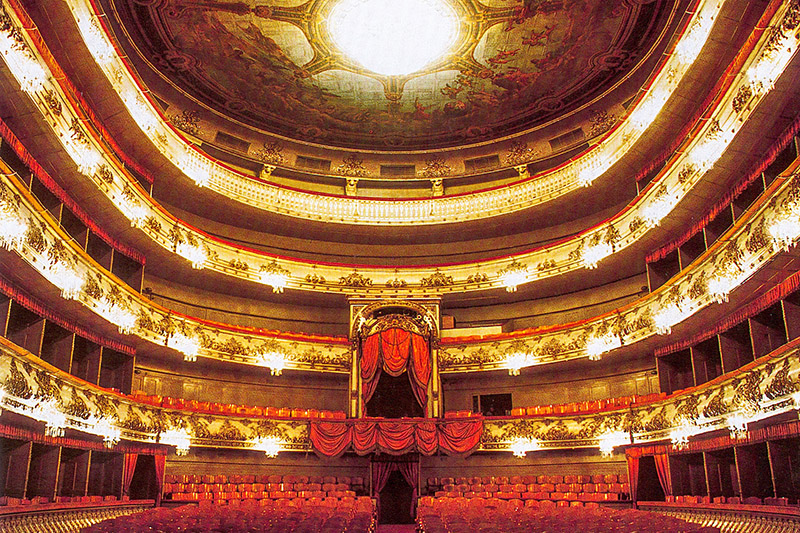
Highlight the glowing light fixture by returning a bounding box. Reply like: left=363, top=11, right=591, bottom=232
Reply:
left=0, top=31, right=47, bottom=94
left=727, top=413, right=749, bottom=439
left=260, top=262, right=289, bottom=293
left=510, top=437, right=540, bottom=458
left=582, top=241, right=612, bottom=269
left=586, top=333, right=621, bottom=361
left=252, top=435, right=282, bottom=458
left=653, top=302, right=691, bottom=335
left=161, top=428, right=192, bottom=455
left=35, top=398, right=67, bottom=438
left=88, top=415, right=121, bottom=448
left=0, top=209, right=27, bottom=251
left=176, top=242, right=207, bottom=269
left=328, top=0, right=459, bottom=76
left=64, top=141, right=103, bottom=177
left=259, top=351, right=287, bottom=376
left=769, top=216, right=800, bottom=252
left=673, top=14, right=715, bottom=65
left=167, top=332, right=200, bottom=362
left=97, top=301, right=137, bottom=335
left=643, top=190, right=680, bottom=227
left=48, top=264, right=84, bottom=300
left=181, top=148, right=212, bottom=187
left=77, top=16, right=115, bottom=65
left=670, top=420, right=698, bottom=450
left=498, top=261, right=527, bottom=292
left=598, top=430, right=628, bottom=457
left=504, top=352, right=530, bottom=376
left=708, top=274, right=736, bottom=304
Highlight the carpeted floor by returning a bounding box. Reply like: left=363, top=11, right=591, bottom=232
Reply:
left=376, top=525, right=417, bottom=533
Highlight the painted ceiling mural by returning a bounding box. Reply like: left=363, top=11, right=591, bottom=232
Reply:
left=112, top=0, right=673, bottom=150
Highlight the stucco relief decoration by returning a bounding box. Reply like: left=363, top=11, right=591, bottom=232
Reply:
left=112, top=0, right=674, bottom=150
left=253, top=140, right=285, bottom=165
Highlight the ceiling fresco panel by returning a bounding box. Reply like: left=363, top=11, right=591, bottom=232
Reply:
left=110, top=0, right=675, bottom=150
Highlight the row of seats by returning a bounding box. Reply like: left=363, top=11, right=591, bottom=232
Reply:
left=132, top=391, right=347, bottom=419
left=165, top=482, right=354, bottom=493
left=84, top=497, right=376, bottom=533
left=169, top=490, right=359, bottom=501
left=432, top=490, right=623, bottom=502
left=164, top=474, right=364, bottom=486
left=427, top=473, right=627, bottom=487
left=509, top=393, right=668, bottom=417
left=416, top=497, right=717, bottom=533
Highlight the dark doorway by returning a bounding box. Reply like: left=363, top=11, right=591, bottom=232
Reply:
left=129, top=455, right=159, bottom=500
left=367, top=372, right=424, bottom=418
left=637, top=455, right=666, bottom=501
left=379, top=469, right=414, bottom=524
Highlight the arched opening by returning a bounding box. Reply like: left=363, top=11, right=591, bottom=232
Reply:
left=366, top=371, right=424, bottom=418
left=637, top=455, right=666, bottom=501
left=129, top=455, right=159, bottom=501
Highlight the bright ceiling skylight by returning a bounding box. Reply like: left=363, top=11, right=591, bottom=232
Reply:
left=327, top=0, right=459, bottom=76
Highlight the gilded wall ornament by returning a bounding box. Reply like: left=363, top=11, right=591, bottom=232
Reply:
left=97, top=164, right=114, bottom=185
left=229, top=258, right=249, bottom=272
left=732, top=84, right=753, bottom=113
left=305, top=273, right=326, bottom=285
left=64, top=388, right=91, bottom=419
left=215, top=420, right=246, bottom=441
left=337, top=154, right=367, bottom=177
left=504, top=140, right=538, bottom=166
left=420, top=157, right=452, bottom=179
left=588, top=110, right=616, bottom=137
left=702, top=390, right=728, bottom=419
left=253, top=141, right=285, bottom=165
left=339, top=271, right=372, bottom=287
left=143, top=216, right=161, bottom=234
left=745, top=219, right=771, bottom=254
left=4, top=360, right=32, bottom=399
left=467, top=273, right=489, bottom=283
left=421, top=269, right=454, bottom=287
left=25, top=220, right=45, bottom=253
left=168, top=110, right=201, bottom=136
left=678, top=164, right=696, bottom=184
left=763, top=358, right=797, bottom=400
left=43, top=90, right=62, bottom=116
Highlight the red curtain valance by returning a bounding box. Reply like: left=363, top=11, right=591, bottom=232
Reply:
left=309, top=418, right=482, bottom=457
left=360, top=328, right=430, bottom=414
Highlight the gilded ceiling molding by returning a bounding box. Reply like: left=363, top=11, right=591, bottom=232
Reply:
left=2, top=330, right=799, bottom=456
left=1, top=151, right=799, bottom=373
left=0, top=0, right=796, bottom=296
left=50, top=0, right=728, bottom=224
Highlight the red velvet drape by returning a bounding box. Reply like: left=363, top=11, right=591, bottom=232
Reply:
left=626, top=449, right=641, bottom=502
left=360, top=328, right=431, bottom=415
left=154, top=454, right=166, bottom=505
left=653, top=453, right=672, bottom=497
left=310, top=419, right=482, bottom=457
left=397, top=460, right=420, bottom=515
left=409, top=335, right=431, bottom=410
left=360, top=334, right=382, bottom=410
left=123, top=453, right=138, bottom=496
left=372, top=461, right=395, bottom=496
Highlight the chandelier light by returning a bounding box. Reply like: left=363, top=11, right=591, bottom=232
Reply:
left=260, top=262, right=289, bottom=293
left=628, top=86, right=669, bottom=132
left=498, top=261, right=527, bottom=292
left=0, top=31, right=47, bottom=94
left=176, top=241, right=207, bottom=269
left=123, top=91, right=158, bottom=133
left=88, top=415, right=121, bottom=448
left=64, top=140, right=103, bottom=177
left=252, top=435, right=282, bottom=458
left=0, top=208, right=28, bottom=251
left=161, top=428, right=192, bottom=455
left=727, top=413, right=749, bottom=440
left=586, top=334, right=621, bottom=361
left=167, top=332, right=200, bottom=362
left=259, top=350, right=286, bottom=376
left=97, top=301, right=137, bottom=335
left=510, top=437, right=540, bottom=458
left=504, top=352, right=531, bottom=376
left=35, top=398, right=67, bottom=438
left=119, top=197, right=149, bottom=228
left=708, top=274, right=737, bottom=304
left=48, top=263, right=84, bottom=300
left=582, top=241, right=612, bottom=269
left=598, top=430, right=628, bottom=457
left=643, top=191, right=680, bottom=227
left=689, top=130, right=733, bottom=172
left=653, top=302, right=691, bottom=335
left=768, top=215, right=800, bottom=252
left=670, top=420, right=698, bottom=450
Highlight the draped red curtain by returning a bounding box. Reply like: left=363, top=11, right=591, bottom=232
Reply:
left=397, top=460, right=420, bottom=515
left=122, top=453, right=138, bottom=496
left=310, top=419, right=482, bottom=457
left=381, top=329, right=412, bottom=375
left=372, top=461, right=396, bottom=496
left=153, top=454, right=166, bottom=504
left=360, top=334, right=382, bottom=411
left=360, top=328, right=431, bottom=415
left=653, top=453, right=672, bottom=497
left=626, top=449, right=641, bottom=502
left=409, top=335, right=431, bottom=409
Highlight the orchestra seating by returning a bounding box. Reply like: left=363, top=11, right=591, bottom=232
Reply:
left=163, top=473, right=366, bottom=502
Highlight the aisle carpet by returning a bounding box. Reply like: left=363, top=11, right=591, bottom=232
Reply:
left=376, top=525, right=416, bottom=533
